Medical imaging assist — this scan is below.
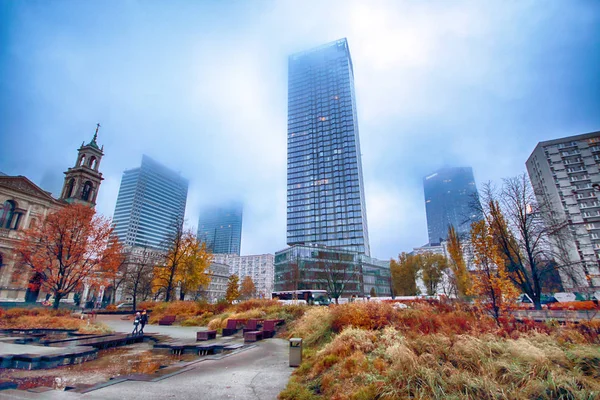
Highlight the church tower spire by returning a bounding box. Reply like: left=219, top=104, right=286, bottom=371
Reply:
left=59, top=124, right=105, bottom=206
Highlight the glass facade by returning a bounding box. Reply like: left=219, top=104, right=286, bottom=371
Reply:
left=287, top=38, right=370, bottom=256
left=197, top=202, right=243, bottom=255
left=113, top=155, right=188, bottom=249
left=423, top=167, right=483, bottom=244
left=274, top=245, right=363, bottom=297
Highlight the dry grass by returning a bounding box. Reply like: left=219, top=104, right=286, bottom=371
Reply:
left=0, top=308, right=112, bottom=334
left=280, top=302, right=600, bottom=400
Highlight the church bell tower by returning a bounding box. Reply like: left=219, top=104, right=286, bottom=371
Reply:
left=59, top=124, right=105, bottom=207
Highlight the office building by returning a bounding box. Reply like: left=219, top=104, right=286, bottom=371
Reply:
left=526, top=131, right=600, bottom=290
left=113, top=155, right=188, bottom=249
left=197, top=202, right=243, bottom=255
left=287, top=38, right=370, bottom=256
left=199, top=262, right=230, bottom=303
left=423, top=167, right=483, bottom=244
left=212, top=253, right=274, bottom=298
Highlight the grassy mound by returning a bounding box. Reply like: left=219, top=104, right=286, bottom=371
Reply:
left=280, top=302, right=600, bottom=400
left=0, top=307, right=112, bottom=334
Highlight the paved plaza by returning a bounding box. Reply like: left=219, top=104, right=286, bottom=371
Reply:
left=2, top=316, right=294, bottom=400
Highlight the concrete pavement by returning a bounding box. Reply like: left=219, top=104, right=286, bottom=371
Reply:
left=95, top=315, right=207, bottom=339
left=2, top=317, right=295, bottom=400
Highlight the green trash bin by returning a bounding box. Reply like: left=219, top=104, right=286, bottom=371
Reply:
left=289, top=338, right=302, bottom=367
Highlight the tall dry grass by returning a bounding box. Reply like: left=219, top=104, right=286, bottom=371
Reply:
left=280, top=302, right=600, bottom=400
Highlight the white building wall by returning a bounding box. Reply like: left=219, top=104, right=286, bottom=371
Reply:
left=212, top=253, right=274, bottom=298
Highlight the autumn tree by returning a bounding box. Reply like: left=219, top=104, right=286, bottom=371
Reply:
left=420, top=252, right=448, bottom=296
left=369, top=287, right=377, bottom=298
left=152, top=223, right=211, bottom=302
left=176, top=240, right=212, bottom=301
left=109, top=256, right=128, bottom=305
left=239, top=276, right=256, bottom=300
left=447, top=225, right=471, bottom=298
left=479, top=176, right=585, bottom=309
left=17, top=204, right=123, bottom=309
left=124, top=245, right=163, bottom=311
left=469, top=220, right=519, bottom=324
left=390, top=253, right=421, bottom=296
left=225, top=274, right=240, bottom=303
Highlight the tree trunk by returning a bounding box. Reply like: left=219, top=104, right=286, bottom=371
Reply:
left=53, top=294, right=62, bottom=309
left=179, top=290, right=185, bottom=301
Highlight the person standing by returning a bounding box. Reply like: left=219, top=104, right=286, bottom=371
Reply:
left=132, top=312, right=141, bottom=335
left=139, top=310, right=148, bottom=334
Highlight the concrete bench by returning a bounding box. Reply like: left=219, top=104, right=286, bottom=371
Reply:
left=196, top=330, right=217, bottom=341
left=244, top=330, right=263, bottom=343
left=159, top=315, right=176, bottom=326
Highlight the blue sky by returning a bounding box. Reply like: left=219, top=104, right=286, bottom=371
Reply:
left=1, top=0, right=599, bottom=260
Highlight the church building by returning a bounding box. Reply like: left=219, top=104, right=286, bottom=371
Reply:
left=0, top=126, right=104, bottom=302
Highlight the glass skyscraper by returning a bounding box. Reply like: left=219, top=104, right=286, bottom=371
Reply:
left=197, top=202, right=243, bottom=255
left=113, top=155, right=188, bottom=249
left=287, top=38, right=370, bottom=256
left=423, top=167, right=483, bottom=244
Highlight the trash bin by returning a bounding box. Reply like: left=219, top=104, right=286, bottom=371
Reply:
left=289, top=338, right=302, bottom=367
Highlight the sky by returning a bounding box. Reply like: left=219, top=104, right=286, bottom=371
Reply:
left=1, top=0, right=599, bottom=260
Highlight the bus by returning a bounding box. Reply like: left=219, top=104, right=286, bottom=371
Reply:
left=271, top=290, right=330, bottom=306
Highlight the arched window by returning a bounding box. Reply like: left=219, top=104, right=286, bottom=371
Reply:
left=0, top=200, right=16, bottom=229
left=89, top=156, right=97, bottom=169
left=81, top=181, right=93, bottom=201
left=79, top=154, right=86, bottom=167
left=66, top=178, right=75, bottom=198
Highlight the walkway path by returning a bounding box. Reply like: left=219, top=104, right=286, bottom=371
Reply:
left=2, top=318, right=294, bottom=400
left=95, top=315, right=207, bottom=339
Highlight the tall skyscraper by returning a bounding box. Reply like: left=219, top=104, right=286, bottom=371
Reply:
left=423, top=167, right=483, bottom=244
left=197, top=202, right=243, bottom=255
left=527, top=131, right=600, bottom=289
left=113, top=155, right=188, bottom=249
left=287, top=38, right=370, bottom=255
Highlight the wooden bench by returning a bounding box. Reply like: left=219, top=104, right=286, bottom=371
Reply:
left=262, top=319, right=283, bottom=338
left=244, top=330, right=263, bottom=342
left=196, top=330, right=217, bottom=341
left=222, top=319, right=247, bottom=336
left=159, top=315, right=176, bottom=326
left=243, top=319, right=262, bottom=334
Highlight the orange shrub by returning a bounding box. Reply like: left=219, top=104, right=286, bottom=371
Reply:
left=233, top=299, right=280, bottom=312
left=331, top=301, right=396, bottom=332
left=105, top=304, right=117, bottom=311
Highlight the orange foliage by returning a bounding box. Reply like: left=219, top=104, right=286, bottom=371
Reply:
left=331, top=302, right=396, bottom=332
left=469, top=220, right=520, bottom=323
left=16, top=204, right=123, bottom=308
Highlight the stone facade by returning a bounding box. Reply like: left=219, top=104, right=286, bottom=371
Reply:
left=0, top=176, right=64, bottom=301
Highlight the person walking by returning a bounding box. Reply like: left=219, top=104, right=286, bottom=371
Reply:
left=139, top=310, right=148, bottom=334
left=132, top=311, right=141, bottom=335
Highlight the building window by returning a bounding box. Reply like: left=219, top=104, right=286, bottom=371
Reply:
left=81, top=181, right=93, bottom=202
left=66, top=178, right=75, bottom=198
left=0, top=200, right=16, bottom=229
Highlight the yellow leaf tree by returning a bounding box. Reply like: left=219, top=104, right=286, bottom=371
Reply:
left=447, top=225, right=471, bottom=298
left=469, top=220, right=519, bottom=324
left=390, top=253, right=421, bottom=296
left=152, top=226, right=211, bottom=302
left=225, top=274, right=240, bottom=303
left=420, top=252, right=448, bottom=296
left=177, top=239, right=212, bottom=301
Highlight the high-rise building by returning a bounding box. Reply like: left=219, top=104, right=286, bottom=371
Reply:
left=212, top=254, right=274, bottom=298
left=526, top=131, right=600, bottom=289
left=287, top=38, right=370, bottom=256
left=113, top=155, right=188, bottom=249
left=423, top=167, right=483, bottom=244
left=197, top=202, right=243, bottom=255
